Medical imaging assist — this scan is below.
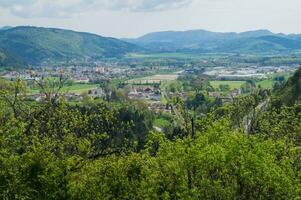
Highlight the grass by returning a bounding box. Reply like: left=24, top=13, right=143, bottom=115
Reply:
left=128, top=74, right=179, bottom=84
left=29, top=83, right=99, bottom=94
left=256, top=79, right=274, bottom=89
left=126, top=53, right=233, bottom=60
left=209, top=71, right=295, bottom=90
left=62, top=84, right=98, bottom=94
left=154, top=118, right=170, bottom=128
left=256, top=71, right=294, bottom=89
left=210, top=81, right=246, bottom=90
left=126, top=53, right=200, bottom=59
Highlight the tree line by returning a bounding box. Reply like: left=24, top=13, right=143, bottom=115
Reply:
left=0, top=68, right=300, bottom=199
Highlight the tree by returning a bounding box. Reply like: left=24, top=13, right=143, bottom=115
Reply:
left=219, top=84, right=230, bottom=92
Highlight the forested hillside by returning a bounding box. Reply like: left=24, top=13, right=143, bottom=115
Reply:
left=124, top=29, right=301, bottom=53
left=0, top=48, right=27, bottom=67
left=0, top=26, right=140, bottom=66
left=277, top=67, right=301, bottom=105
left=0, top=69, right=300, bottom=199
left=2, top=26, right=301, bottom=67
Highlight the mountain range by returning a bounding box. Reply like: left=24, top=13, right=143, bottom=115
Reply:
left=0, top=26, right=13, bottom=31
left=1, top=26, right=301, bottom=67
left=124, top=29, right=301, bottom=53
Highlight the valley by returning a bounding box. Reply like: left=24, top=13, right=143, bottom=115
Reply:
left=0, top=25, right=301, bottom=200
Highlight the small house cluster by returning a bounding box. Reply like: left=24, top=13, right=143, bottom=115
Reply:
left=128, top=86, right=161, bottom=102
left=208, top=88, right=241, bottom=101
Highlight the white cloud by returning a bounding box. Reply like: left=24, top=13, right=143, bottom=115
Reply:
left=0, top=0, right=193, bottom=18
left=1, top=0, right=301, bottom=38
left=107, top=0, right=193, bottom=11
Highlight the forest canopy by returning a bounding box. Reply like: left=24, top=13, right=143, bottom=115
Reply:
left=0, top=68, right=300, bottom=199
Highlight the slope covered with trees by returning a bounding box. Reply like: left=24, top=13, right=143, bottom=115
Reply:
left=276, top=67, right=301, bottom=105
left=0, top=26, right=141, bottom=66
left=0, top=68, right=300, bottom=199
left=124, top=29, right=301, bottom=53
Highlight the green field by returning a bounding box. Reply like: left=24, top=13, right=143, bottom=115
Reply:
left=126, top=53, right=231, bottom=60
left=126, top=53, right=200, bottom=59
left=256, top=79, right=274, bottom=89
left=62, top=84, right=98, bottom=94
left=30, top=83, right=98, bottom=94
left=256, top=71, right=294, bottom=89
left=210, top=71, right=294, bottom=90
left=128, top=74, right=179, bottom=84
left=210, top=81, right=246, bottom=90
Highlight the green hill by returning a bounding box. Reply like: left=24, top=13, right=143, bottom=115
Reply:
left=0, top=26, right=140, bottom=66
left=0, top=26, right=13, bottom=31
left=124, top=29, right=301, bottom=54
left=0, top=48, right=26, bottom=67
left=277, top=67, right=301, bottom=105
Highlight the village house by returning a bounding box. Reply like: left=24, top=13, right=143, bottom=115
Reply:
left=75, top=77, right=90, bottom=83
left=88, top=88, right=105, bottom=98
left=64, top=93, right=83, bottom=102
left=230, top=88, right=241, bottom=97
left=148, top=102, right=172, bottom=114
left=208, top=92, right=222, bottom=98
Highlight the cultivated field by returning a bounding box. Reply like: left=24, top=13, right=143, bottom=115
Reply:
left=29, top=83, right=98, bottom=94
left=126, top=53, right=232, bottom=59
left=128, top=74, right=179, bottom=84
left=210, top=81, right=246, bottom=90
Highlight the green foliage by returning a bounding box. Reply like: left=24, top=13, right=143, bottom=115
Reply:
left=210, top=81, right=245, bottom=90
left=179, top=75, right=213, bottom=92
left=0, top=49, right=26, bottom=67
left=253, top=102, right=301, bottom=145
left=0, top=26, right=140, bottom=66
left=125, top=29, right=301, bottom=54
left=0, top=77, right=300, bottom=199
left=154, top=117, right=171, bottom=128
left=68, top=125, right=301, bottom=199
left=276, top=67, right=301, bottom=106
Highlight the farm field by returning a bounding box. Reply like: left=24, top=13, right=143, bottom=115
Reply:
left=256, top=79, right=274, bottom=89
left=128, top=74, right=179, bottom=84
left=256, top=71, right=294, bottom=89
left=210, top=81, right=246, bottom=90
left=126, top=53, right=231, bottom=59
left=126, top=53, right=201, bottom=59
left=29, top=83, right=98, bottom=94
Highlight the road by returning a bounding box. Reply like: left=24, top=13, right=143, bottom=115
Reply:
left=243, top=98, right=270, bottom=133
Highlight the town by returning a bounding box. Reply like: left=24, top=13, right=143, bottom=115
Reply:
left=0, top=61, right=298, bottom=116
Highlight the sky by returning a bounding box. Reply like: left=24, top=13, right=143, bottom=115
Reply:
left=0, top=0, right=301, bottom=38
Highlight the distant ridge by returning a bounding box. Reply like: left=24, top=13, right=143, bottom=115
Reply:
left=0, top=26, right=13, bottom=31
left=123, top=29, right=301, bottom=53
left=1, top=26, right=301, bottom=67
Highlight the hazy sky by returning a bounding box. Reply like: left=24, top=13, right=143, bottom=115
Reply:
left=0, top=0, right=300, bottom=38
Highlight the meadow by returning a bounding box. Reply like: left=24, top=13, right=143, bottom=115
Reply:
left=29, top=83, right=98, bottom=94
left=126, top=52, right=231, bottom=60
left=256, top=71, right=294, bottom=89
left=128, top=74, right=179, bottom=84
left=126, top=53, right=201, bottom=59
left=210, top=81, right=246, bottom=90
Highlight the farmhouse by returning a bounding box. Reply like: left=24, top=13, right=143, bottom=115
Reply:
left=208, top=92, right=222, bottom=98
left=88, top=88, right=105, bottom=98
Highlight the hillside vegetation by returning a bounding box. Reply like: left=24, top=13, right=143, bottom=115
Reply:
left=277, top=67, right=301, bottom=105
left=124, top=29, right=301, bottom=53
left=0, top=26, right=140, bottom=66
left=2, top=27, right=301, bottom=67
left=0, top=68, right=300, bottom=199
